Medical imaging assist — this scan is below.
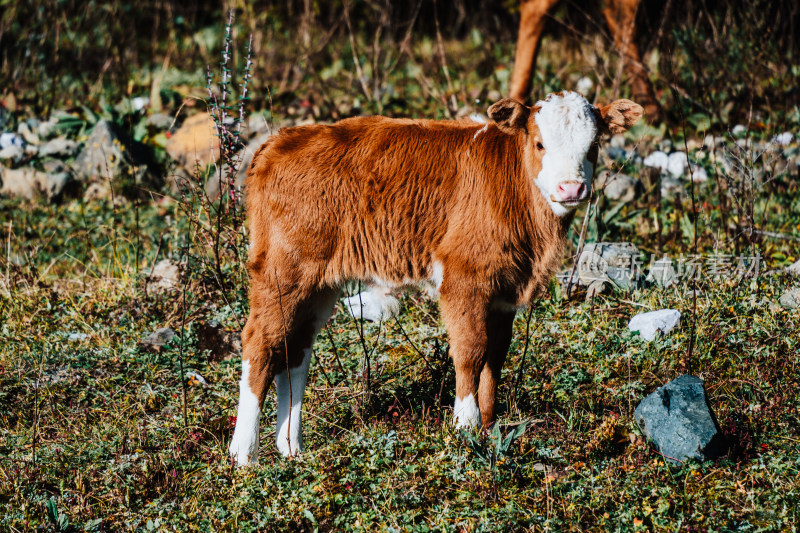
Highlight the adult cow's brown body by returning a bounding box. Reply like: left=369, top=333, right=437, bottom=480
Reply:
left=229, top=92, right=643, bottom=465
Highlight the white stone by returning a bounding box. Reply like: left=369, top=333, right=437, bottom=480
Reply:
left=628, top=309, right=681, bottom=341
left=786, top=259, right=800, bottom=277
left=667, top=151, right=688, bottom=178
left=0, top=132, right=24, bottom=150
left=732, top=125, right=747, bottom=137
left=643, top=150, right=669, bottom=172
left=576, top=76, right=594, bottom=96
left=772, top=132, right=794, bottom=146
left=39, top=137, right=79, bottom=158
left=602, top=173, right=637, bottom=202
left=0, top=144, right=24, bottom=163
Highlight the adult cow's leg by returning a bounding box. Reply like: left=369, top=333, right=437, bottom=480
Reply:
left=478, top=311, right=516, bottom=428
left=603, top=0, right=661, bottom=120
left=274, top=288, right=339, bottom=456
left=440, top=294, right=491, bottom=429
left=509, top=0, right=562, bottom=103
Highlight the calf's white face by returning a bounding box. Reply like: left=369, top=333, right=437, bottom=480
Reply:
left=533, top=92, right=598, bottom=216
left=488, top=91, right=644, bottom=217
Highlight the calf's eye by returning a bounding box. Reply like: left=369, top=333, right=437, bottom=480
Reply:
left=536, top=142, right=544, bottom=150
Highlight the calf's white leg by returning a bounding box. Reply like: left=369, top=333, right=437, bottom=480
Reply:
left=229, top=359, right=262, bottom=466
left=275, top=348, right=312, bottom=456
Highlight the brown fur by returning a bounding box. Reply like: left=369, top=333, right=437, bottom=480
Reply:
left=510, top=0, right=660, bottom=120
left=241, top=98, right=640, bottom=428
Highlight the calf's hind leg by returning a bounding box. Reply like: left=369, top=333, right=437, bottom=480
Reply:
left=478, top=311, right=516, bottom=428
left=274, top=288, right=339, bottom=457
left=229, top=278, right=338, bottom=465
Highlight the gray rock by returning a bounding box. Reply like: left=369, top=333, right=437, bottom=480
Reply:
left=146, top=113, right=174, bottom=130
left=247, top=113, right=273, bottom=137
left=39, top=137, right=79, bottom=158
left=605, top=146, right=626, bottom=161
left=17, top=122, right=40, bottom=145
left=772, top=132, right=794, bottom=146
left=43, top=159, right=69, bottom=174
left=609, top=134, right=626, bottom=149
left=687, top=165, right=709, bottom=182
left=204, top=130, right=272, bottom=200
left=629, top=309, right=681, bottom=341
left=599, top=172, right=638, bottom=202
left=83, top=182, right=112, bottom=201
left=578, top=242, right=641, bottom=289
left=785, top=259, right=800, bottom=278
left=73, top=120, right=155, bottom=192
left=779, top=288, right=800, bottom=309
left=37, top=116, right=61, bottom=139
left=236, top=131, right=271, bottom=184
left=634, top=375, right=725, bottom=464
left=660, top=176, right=685, bottom=199
left=585, top=279, right=607, bottom=300
left=0, top=165, right=71, bottom=200
left=74, top=121, right=129, bottom=181
left=140, top=327, right=176, bottom=348
left=147, top=259, right=180, bottom=291
left=0, top=144, right=24, bottom=163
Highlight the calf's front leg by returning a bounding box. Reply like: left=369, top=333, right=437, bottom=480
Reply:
left=440, top=295, right=491, bottom=429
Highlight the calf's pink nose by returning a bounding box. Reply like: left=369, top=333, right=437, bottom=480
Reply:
left=556, top=181, right=586, bottom=201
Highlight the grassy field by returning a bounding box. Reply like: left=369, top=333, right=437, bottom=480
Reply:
left=2, top=2, right=800, bottom=531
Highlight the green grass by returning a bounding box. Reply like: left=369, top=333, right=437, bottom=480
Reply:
left=2, top=5, right=800, bottom=528
left=1, top=175, right=799, bottom=530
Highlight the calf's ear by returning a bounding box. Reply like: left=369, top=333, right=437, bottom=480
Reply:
left=597, top=99, right=644, bottom=134
left=488, top=98, right=531, bottom=134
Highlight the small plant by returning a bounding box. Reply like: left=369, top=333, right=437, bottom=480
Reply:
left=45, top=497, right=69, bottom=531
left=462, top=420, right=529, bottom=495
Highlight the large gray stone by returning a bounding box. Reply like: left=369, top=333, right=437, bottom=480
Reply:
left=39, top=137, right=79, bottom=158
left=140, top=327, right=176, bottom=348
left=0, top=165, right=72, bottom=200
left=779, top=288, right=800, bottom=309
left=634, top=375, right=725, bottom=464
left=73, top=120, right=157, bottom=194
left=577, top=242, right=641, bottom=289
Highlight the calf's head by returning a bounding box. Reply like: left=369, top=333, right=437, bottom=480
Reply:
left=488, top=91, right=643, bottom=216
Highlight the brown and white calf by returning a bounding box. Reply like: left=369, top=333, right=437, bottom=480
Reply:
left=229, top=91, right=643, bottom=465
